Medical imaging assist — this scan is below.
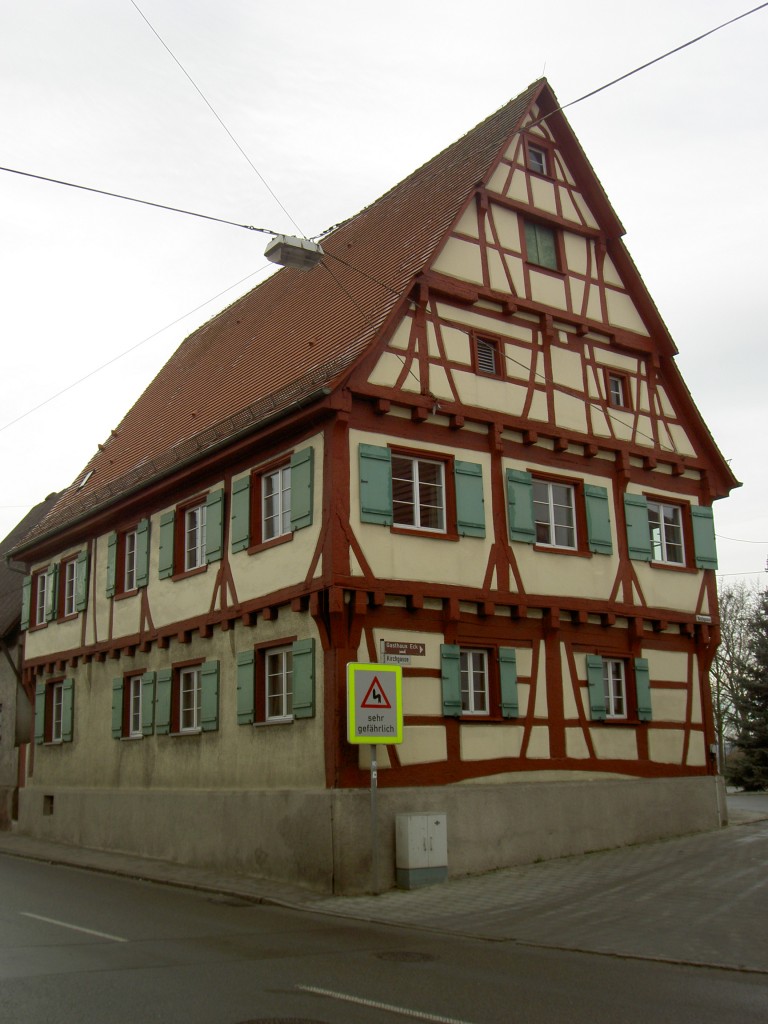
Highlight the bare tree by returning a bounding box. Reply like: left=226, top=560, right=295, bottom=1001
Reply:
left=710, top=580, right=764, bottom=768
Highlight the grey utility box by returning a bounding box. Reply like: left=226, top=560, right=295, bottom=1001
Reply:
left=395, top=812, right=448, bottom=889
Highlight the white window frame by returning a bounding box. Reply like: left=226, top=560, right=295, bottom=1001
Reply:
left=184, top=504, right=207, bottom=571
left=63, top=559, right=77, bottom=617
left=608, top=373, right=626, bottom=407
left=124, top=529, right=138, bottom=592
left=50, top=682, right=64, bottom=743
left=391, top=454, right=446, bottom=533
left=265, top=646, right=293, bottom=721
left=128, top=675, right=143, bottom=738
left=528, top=144, right=547, bottom=175
left=34, top=571, right=47, bottom=627
left=179, top=667, right=202, bottom=732
left=460, top=648, right=489, bottom=715
left=262, top=464, right=292, bottom=541
left=533, top=479, right=577, bottom=549
left=647, top=500, right=685, bottom=565
left=602, top=659, right=627, bottom=719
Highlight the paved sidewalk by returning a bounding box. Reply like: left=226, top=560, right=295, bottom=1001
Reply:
left=1, top=794, right=767, bottom=974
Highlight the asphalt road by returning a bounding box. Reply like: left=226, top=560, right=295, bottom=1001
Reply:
left=1, top=854, right=766, bottom=1024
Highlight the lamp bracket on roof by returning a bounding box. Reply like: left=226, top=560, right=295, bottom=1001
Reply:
left=264, top=234, right=324, bottom=271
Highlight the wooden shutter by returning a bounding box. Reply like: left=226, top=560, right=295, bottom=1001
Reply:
left=34, top=682, right=46, bottom=744
left=454, top=461, right=486, bottom=538
left=200, top=661, right=220, bottom=731
left=499, top=647, right=519, bottom=718
left=236, top=650, right=255, bottom=724
left=141, top=671, right=156, bottom=735
left=158, top=512, right=175, bottom=579
left=20, top=576, right=31, bottom=630
left=62, top=678, right=75, bottom=742
left=585, top=485, right=613, bottom=555
left=205, top=489, right=224, bottom=564
left=440, top=644, right=462, bottom=717
left=634, top=658, right=652, bottom=721
left=623, top=493, right=652, bottom=561
left=106, top=533, right=118, bottom=597
left=136, top=519, right=151, bottom=587
left=290, top=448, right=314, bottom=531
left=292, top=638, right=316, bottom=719
left=111, top=677, right=123, bottom=739
left=691, top=506, right=718, bottom=570
left=230, top=476, right=251, bottom=553
left=586, top=655, right=606, bottom=721
left=506, top=469, right=536, bottom=544
left=359, top=444, right=393, bottom=525
left=75, top=551, right=89, bottom=612
left=46, top=564, right=59, bottom=622
left=155, top=668, right=172, bottom=734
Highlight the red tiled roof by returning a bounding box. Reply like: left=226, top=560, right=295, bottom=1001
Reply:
left=19, top=79, right=548, bottom=550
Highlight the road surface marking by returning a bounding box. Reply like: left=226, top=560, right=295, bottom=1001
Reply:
left=21, top=912, right=128, bottom=943
left=297, top=984, right=476, bottom=1024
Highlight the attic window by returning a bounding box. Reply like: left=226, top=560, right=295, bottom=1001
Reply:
left=76, top=470, right=94, bottom=490
left=528, top=145, right=547, bottom=175
left=524, top=220, right=559, bottom=271
left=476, top=338, right=499, bottom=376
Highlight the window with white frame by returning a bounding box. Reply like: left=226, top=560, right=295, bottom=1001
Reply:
left=602, top=659, right=626, bottom=718
left=392, top=454, right=446, bottom=532
left=608, top=373, right=628, bottom=408
left=648, top=500, right=684, bottom=565
left=33, top=570, right=48, bottom=627
left=179, top=666, right=202, bottom=731
left=265, top=646, right=293, bottom=720
left=533, top=479, right=577, bottom=549
left=50, top=681, right=64, bottom=742
left=460, top=648, right=489, bottom=715
left=128, top=675, right=143, bottom=738
left=184, top=504, right=207, bottom=571
left=262, top=464, right=292, bottom=541
left=527, top=144, right=547, bottom=175
left=63, top=559, right=77, bottom=617
left=124, top=529, right=138, bottom=591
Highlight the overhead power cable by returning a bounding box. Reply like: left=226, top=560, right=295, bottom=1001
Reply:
left=130, top=0, right=304, bottom=237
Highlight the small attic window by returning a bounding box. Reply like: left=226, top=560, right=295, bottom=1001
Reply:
left=76, top=470, right=94, bottom=490
left=527, top=145, right=547, bottom=175
left=476, top=338, right=500, bottom=377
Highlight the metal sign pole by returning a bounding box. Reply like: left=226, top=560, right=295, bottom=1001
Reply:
left=370, top=744, right=378, bottom=894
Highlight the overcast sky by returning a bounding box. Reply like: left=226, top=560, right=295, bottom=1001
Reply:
left=1, top=0, right=766, bottom=585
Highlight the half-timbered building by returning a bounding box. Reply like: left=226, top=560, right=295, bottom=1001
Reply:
left=12, top=79, right=737, bottom=893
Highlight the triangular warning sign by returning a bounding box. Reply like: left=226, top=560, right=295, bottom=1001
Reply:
left=361, top=676, right=392, bottom=709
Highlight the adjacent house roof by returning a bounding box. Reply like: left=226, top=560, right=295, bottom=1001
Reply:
left=0, top=494, right=62, bottom=636
left=14, top=78, right=737, bottom=556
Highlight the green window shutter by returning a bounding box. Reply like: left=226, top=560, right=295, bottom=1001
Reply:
left=440, top=644, right=462, bottom=717
left=112, top=677, right=123, bottom=739
left=158, top=512, right=175, bottom=579
left=290, top=447, right=314, bottom=531
left=34, top=682, right=46, bottom=744
left=623, top=493, right=651, bottom=561
left=585, top=485, right=613, bottom=555
left=136, top=519, right=151, bottom=588
left=62, top=678, right=74, bottom=742
left=236, top=650, right=255, bottom=725
left=506, top=469, right=536, bottom=544
left=20, top=576, right=31, bottom=631
left=106, top=533, right=118, bottom=598
left=46, top=564, right=59, bottom=622
left=454, top=461, right=486, bottom=538
left=634, top=657, right=652, bottom=721
left=359, top=444, right=393, bottom=525
left=586, top=655, right=606, bottom=721
left=230, top=476, right=251, bottom=553
left=292, top=638, right=316, bottom=719
left=498, top=647, right=519, bottom=718
left=75, top=551, right=89, bottom=612
left=200, top=661, right=220, bottom=731
left=141, top=671, right=156, bottom=735
left=691, top=506, right=718, bottom=570
left=205, top=489, right=224, bottom=564
left=155, top=668, right=172, bottom=734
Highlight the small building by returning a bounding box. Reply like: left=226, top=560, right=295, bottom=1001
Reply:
left=11, top=80, right=737, bottom=892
